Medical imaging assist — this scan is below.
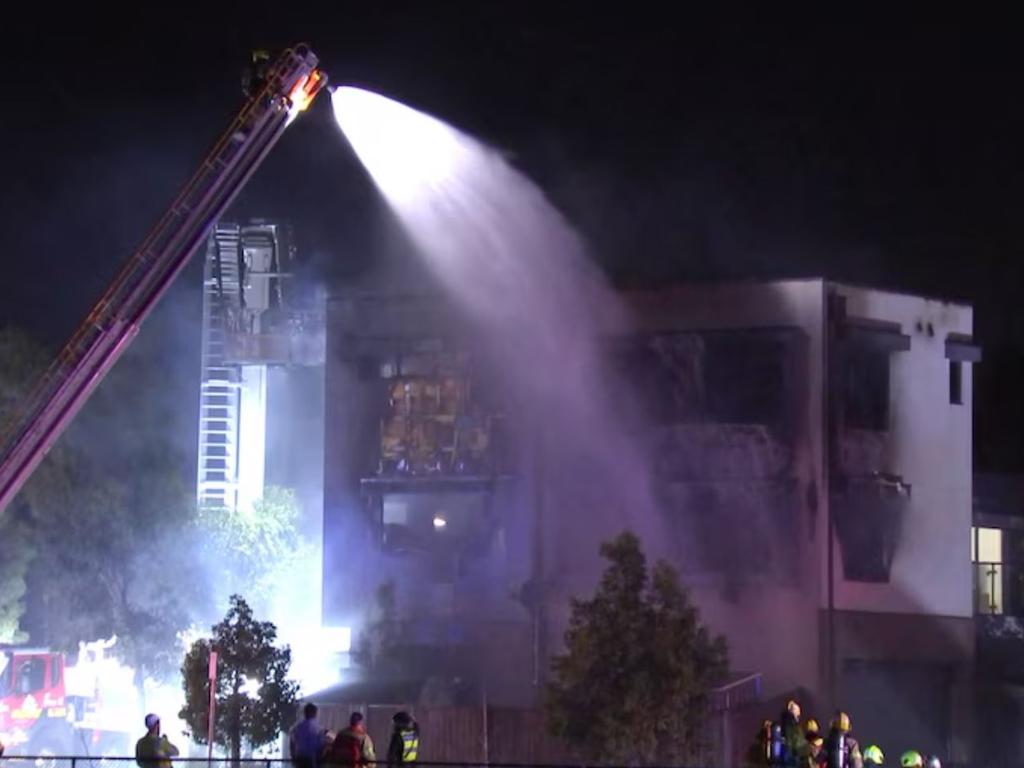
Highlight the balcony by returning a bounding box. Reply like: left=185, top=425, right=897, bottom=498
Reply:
left=974, top=561, right=1024, bottom=619
left=975, top=563, right=1024, bottom=683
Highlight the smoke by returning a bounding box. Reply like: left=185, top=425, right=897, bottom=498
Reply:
left=332, top=87, right=667, bottom=592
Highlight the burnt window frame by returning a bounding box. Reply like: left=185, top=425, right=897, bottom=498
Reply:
left=949, top=360, right=963, bottom=405
left=843, top=346, right=891, bottom=431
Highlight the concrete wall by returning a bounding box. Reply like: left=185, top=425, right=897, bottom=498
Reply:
left=830, top=284, right=974, bottom=619
left=626, top=279, right=829, bottom=700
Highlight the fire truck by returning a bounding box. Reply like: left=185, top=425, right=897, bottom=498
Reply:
left=0, top=645, right=132, bottom=761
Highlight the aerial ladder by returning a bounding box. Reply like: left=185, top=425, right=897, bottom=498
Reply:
left=0, top=44, right=328, bottom=512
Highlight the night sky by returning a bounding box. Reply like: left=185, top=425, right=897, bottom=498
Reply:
left=2, top=6, right=1023, bottom=468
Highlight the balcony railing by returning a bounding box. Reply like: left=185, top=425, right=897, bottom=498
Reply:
left=973, top=561, right=1024, bottom=617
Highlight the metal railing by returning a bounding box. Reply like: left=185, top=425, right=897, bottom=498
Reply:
left=0, top=761, right=732, bottom=768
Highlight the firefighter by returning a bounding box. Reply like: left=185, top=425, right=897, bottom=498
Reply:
left=803, top=732, right=826, bottom=768
left=824, top=711, right=862, bottom=768
left=782, top=700, right=808, bottom=766
left=747, top=720, right=774, bottom=767
left=804, top=719, right=821, bottom=742
left=899, top=752, right=923, bottom=768
left=863, top=745, right=884, bottom=767
left=135, top=714, right=179, bottom=768
left=242, top=50, right=272, bottom=98
left=387, top=711, right=420, bottom=768
left=328, top=711, right=376, bottom=767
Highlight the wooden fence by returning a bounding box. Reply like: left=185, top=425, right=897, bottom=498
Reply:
left=317, top=703, right=576, bottom=765
left=314, top=703, right=751, bottom=766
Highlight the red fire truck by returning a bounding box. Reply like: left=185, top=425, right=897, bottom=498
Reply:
left=0, top=647, right=131, bottom=761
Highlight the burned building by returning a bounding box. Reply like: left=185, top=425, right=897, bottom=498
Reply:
left=323, top=292, right=533, bottom=703
left=624, top=279, right=977, bottom=762
left=323, top=278, right=979, bottom=759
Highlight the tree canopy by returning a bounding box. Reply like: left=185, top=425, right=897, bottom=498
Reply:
left=180, top=595, right=299, bottom=762
left=197, top=485, right=312, bottom=617
left=545, top=531, right=728, bottom=765
left=0, top=325, right=203, bottom=696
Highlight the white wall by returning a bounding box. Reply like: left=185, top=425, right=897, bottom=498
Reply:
left=830, top=284, right=973, bottom=619
left=237, top=364, right=268, bottom=513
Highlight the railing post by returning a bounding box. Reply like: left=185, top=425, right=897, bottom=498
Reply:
left=71, top=756, right=77, bottom=768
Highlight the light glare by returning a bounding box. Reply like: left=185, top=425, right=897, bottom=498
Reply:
left=332, top=87, right=468, bottom=208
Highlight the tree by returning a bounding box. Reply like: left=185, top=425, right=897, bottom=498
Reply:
left=18, top=335, right=210, bottom=702
left=180, top=595, right=299, bottom=763
left=197, top=486, right=313, bottom=617
left=0, top=521, right=32, bottom=642
left=27, top=455, right=199, bottom=706
left=545, top=531, right=728, bottom=765
left=0, top=327, right=60, bottom=641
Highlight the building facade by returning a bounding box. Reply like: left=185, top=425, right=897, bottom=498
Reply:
left=323, top=278, right=979, bottom=757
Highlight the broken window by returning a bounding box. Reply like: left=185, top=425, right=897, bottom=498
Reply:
left=375, top=350, right=508, bottom=477
left=609, top=340, right=700, bottom=425
left=949, top=361, right=963, bottom=405
left=832, top=477, right=906, bottom=583
left=609, top=331, right=792, bottom=427
left=703, top=335, right=787, bottom=424
left=844, top=347, right=890, bottom=431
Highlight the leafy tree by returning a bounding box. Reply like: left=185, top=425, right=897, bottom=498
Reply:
left=27, top=455, right=198, bottom=706
left=0, top=320, right=205, bottom=661
left=0, top=327, right=71, bottom=642
left=18, top=341, right=205, bottom=702
left=180, top=595, right=299, bottom=763
left=545, top=531, right=728, bottom=765
left=197, top=486, right=312, bottom=616
left=0, top=521, right=32, bottom=642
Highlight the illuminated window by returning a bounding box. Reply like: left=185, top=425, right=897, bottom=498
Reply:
left=972, top=526, right=1004, bottom=614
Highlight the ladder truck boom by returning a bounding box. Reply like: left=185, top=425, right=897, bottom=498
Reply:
left=0, top=44, right=328, bottom=513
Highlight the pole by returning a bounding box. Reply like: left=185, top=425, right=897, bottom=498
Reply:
left=531, top=422, right=546, bottom=687
left=208, top=651, right=218, bottom=767
left=481, top=684, right=489, bottom=767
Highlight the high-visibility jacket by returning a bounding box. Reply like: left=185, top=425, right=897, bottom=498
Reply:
left=387, top=726, right=419, bottom=767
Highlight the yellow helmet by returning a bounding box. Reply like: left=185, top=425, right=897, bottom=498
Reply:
left=787, top=700, right=802, bottom=720
left=901, top=751, right=924, bottom=768
left=864, top=745, right=884, bottom=765
left=832, top=711, right=851, bottom=733
left=804, top=718, right=820, bottom=736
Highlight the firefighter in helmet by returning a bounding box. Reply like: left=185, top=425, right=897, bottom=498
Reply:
left=242, top=50, right=272, bottom=98
left=863, top=745, right=884, bottom=767
left=825, top=711, right=863, bottom=768
left=802, top=732, right=826, bottom=768
left=387, top=711, right=420, bottom=768
left=782, top=700, right=808, bottom=767
left=804, top=719, right=821, bottom=742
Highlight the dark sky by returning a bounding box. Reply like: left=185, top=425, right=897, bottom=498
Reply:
left=2, top=6, right=1023, bottom=467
